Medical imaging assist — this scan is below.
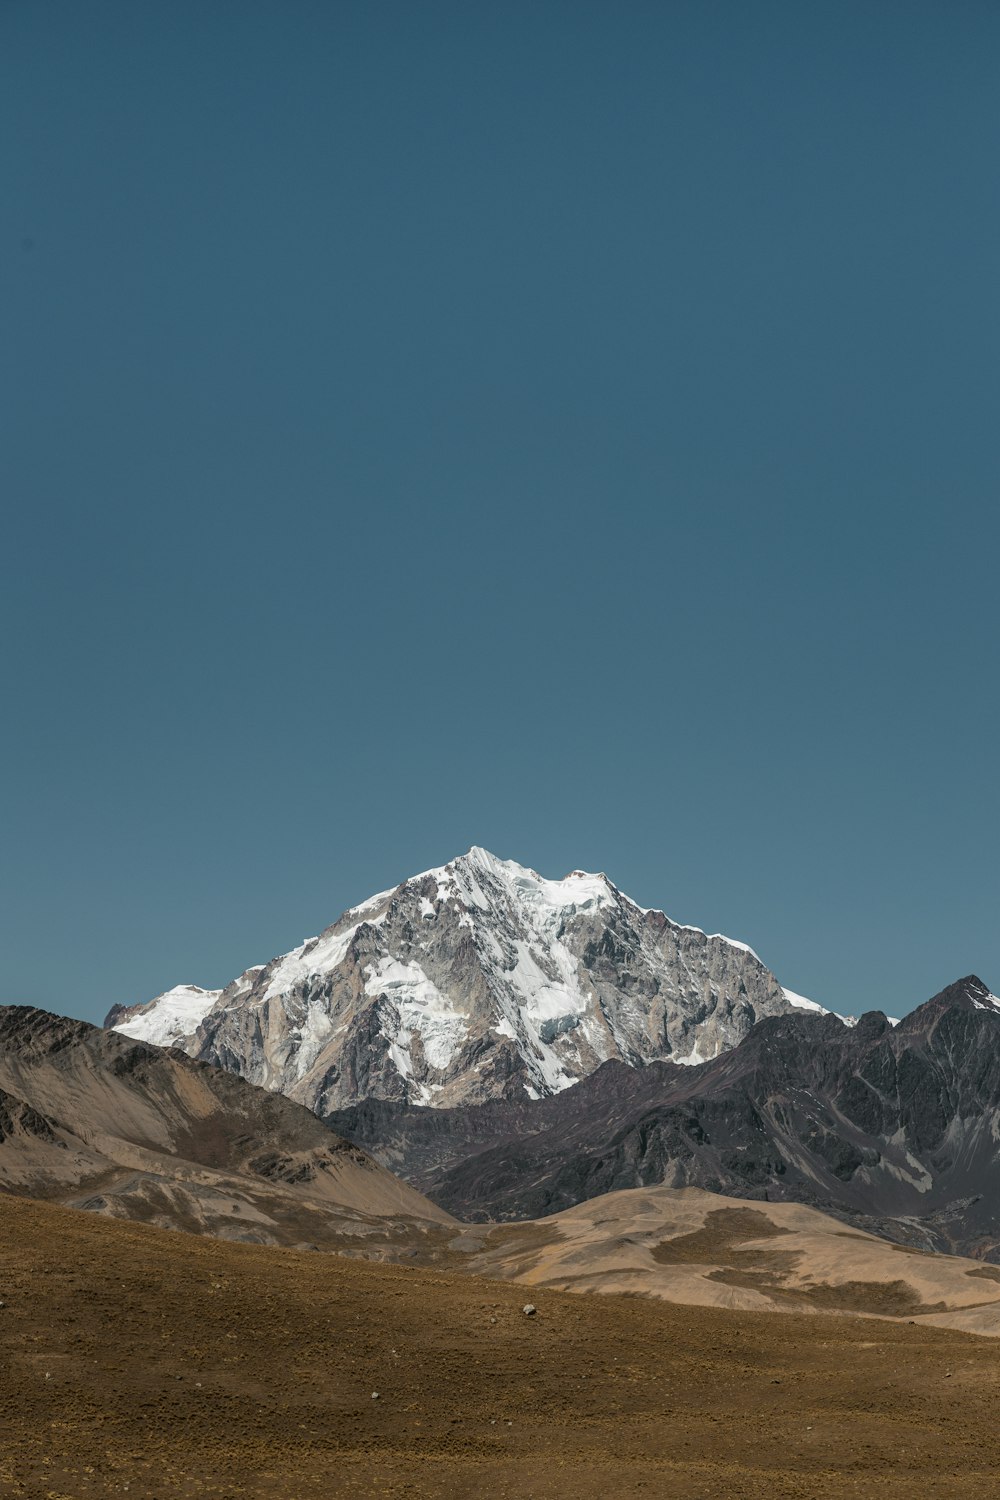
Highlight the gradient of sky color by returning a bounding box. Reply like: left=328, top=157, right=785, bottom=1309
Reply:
left=2, top=1, right=998, bottom=1027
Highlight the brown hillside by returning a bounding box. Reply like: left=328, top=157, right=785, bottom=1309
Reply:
left=2, top=1193, right=1000, bottom=1498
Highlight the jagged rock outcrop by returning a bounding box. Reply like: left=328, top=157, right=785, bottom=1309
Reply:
left=107, top=847, right=824, bottom=1111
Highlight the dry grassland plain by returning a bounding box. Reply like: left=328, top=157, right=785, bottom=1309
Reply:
left=3, top=1195, right=1000, bottom=1499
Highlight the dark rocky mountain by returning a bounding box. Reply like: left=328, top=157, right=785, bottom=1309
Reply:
left=330, top=976, right=1000, bottom=1260
left=0, top=1004, right=452, bottom=1246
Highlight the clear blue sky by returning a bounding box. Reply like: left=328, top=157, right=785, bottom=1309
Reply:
left=2, top=1, right=998, bottom=1026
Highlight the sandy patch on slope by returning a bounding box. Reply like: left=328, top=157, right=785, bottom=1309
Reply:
left=459, top=1186, right=1000, bottom=1335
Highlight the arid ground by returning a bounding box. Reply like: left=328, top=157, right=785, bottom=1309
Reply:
left=459, top=1186, right=1000, bottom=1334
left=3, top=1194, right=1000, bottom=1499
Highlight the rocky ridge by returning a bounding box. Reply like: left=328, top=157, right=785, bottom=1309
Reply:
left=330, top=976, right=1000, bottom=1260
left=0, top=1003, right=451, bottom=1246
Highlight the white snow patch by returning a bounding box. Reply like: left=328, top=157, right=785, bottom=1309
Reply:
left=261, top=926, right=357, bottom=1002
left=289, top=1005, right=338, bottom=1081
left=388, top=1040, right=413, bottom=1078
left=112, top=985, right=221, bottom=1047
left=509, top=941, right=585, bottom=1026
left=782, top=988, right=829, bottom=1016
left=348, top=885, right=396, bottom=919
left=782, top=987, right=872, bottom=1027
left=501, top=937, right=590, bottom=1093
left=674, top=1037, right=715, bottom=1066
left=224, top=965, right=265, bottom=1004
left=881, top=1152, right=933, bottom=1193
left=415, top=1082, right=446, bottom=1105
left=710, top=934, right=760, bottom=958
left=365, top=957, right=468, bottom=1071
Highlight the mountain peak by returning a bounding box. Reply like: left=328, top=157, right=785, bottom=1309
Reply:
left=895, top=974, right=1000, bottom=1035
left=456, top=846, right=613, bottom=892
left=107, top=850, right=812, bottom=1113
left=923, top=974, right=997, bottom=1010
left=463, top=843, right=502, bottom=865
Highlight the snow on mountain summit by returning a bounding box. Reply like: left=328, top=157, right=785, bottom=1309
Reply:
left=106, top=984, right=222, bottom=1048
left=106, top=848, right=827, bottom=1113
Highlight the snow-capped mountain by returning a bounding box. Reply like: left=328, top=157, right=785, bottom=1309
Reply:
left=106, top=847, right=830, bottom=1113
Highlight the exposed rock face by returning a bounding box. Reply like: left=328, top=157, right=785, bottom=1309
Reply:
left=107, top=847, right=820, bottom=1111
left=0, top=1004, right=452, bottom=1245
left=330, top=977, right=1000, bottom=1261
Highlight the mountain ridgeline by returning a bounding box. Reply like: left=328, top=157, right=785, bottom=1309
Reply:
left=0, top=1003, right=452, bottom=1246
left=331, top=976, right=1000, bottom=1258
